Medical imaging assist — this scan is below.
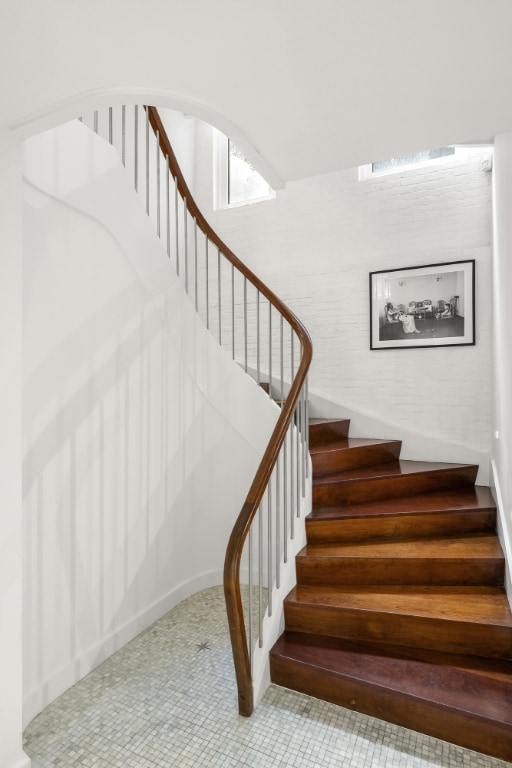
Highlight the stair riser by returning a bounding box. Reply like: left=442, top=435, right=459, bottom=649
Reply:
left=270, top=655, right=512, bottom=763
left=313, top=466, right=478, bottom=507
left=306, top=510, right=496, bottom=543
left=284, top=602, right=512, bottom=658
left=309, top=420, right=350, bottom=448
left=296, top=557, right=504, bottom=586
left=312, top=442, right=401, bottom=476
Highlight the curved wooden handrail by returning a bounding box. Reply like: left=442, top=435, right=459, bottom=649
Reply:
left=224, top=334, right=312, bottom=715
left=147, top=106, right=313, bottom=716
left=147, top=107, right=306, bottom=331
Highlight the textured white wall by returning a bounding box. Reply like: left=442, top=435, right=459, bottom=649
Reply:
left=492, top=132, right=512, bottom=596
left=22, top=122, right=277, bottom=727
left=0, top=131, right=30, bottom=768
left=193, top=124, right=493, bottom=473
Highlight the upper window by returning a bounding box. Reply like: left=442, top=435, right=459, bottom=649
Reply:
left=228, top=140, right=273, bottom=206
left=360, top=146, right=457, bottom=180
left=215, top=130, right=275, bottom=209
left=372, top=147, right=455, bottom=175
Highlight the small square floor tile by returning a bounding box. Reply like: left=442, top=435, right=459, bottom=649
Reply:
left=24, top=586, right=512, bottom=768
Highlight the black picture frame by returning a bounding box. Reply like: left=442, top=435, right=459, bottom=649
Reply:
left=370, top=260, right=475, bottom=350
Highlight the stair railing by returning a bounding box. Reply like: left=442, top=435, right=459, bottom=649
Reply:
left=79, top=105, right=313, bottom=716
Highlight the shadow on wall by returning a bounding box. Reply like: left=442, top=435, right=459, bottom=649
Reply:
left=22, top=126, right=277, bottom=727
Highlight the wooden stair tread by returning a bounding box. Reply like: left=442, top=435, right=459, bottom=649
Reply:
left=271, top=632, right=512, bottom=761
left=309, top=418, right=351, bottom=447
left=310, top=485, right=495, bottom=518
left=310, top=437, right=399, bottom=455
left=298, top=535, right=503, bottom=560
left=309, top=418, right=347, bottom=426
left=271, top=632, right=512, bottom=720
left=313, top=459, right=477, bottom=486
left=276, top=631, right=512, bottom=682
left=288, top=584, right=512, bottom=626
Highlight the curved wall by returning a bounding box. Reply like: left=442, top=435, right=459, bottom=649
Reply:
left=22, top=121, right=277, bottom=726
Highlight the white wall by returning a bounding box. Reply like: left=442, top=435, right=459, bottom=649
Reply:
left=193, top=125, right=493, bottom=478
left=492, top=132, right=512, bottom=596
left=159, top=109, right=197, bottom=196
left=0, top=130, right=31, bottom=768
left=22, top=121, right=278, bottom=727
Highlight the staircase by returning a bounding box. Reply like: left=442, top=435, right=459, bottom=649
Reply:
left=270, top=418, right=512, bottom=762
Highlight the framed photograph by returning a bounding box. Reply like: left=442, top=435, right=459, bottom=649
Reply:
left=369, top=260, right=475, bottom=350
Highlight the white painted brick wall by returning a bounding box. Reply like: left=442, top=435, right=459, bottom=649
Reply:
left=194, top=123, right=492, bottom=457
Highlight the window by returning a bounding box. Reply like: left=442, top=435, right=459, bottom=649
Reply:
left=372, top=147, right=455, bottom=175
left=228, top=140, right=273, bottom=205
left=214, top=130, right=275, bottom=209
left=359, top=146, right=457, bottom=180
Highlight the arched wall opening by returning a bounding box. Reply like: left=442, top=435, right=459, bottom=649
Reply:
left=11, top=87, right=284, bottom=190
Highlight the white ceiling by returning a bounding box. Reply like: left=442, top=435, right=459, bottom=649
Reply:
left=2, top=0, right=512, bottom=184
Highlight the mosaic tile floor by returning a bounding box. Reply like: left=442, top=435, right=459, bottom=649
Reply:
left=24, top=586, right=512, bottom=768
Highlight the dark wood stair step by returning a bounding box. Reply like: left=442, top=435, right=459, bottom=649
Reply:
left=295, top=535, right=504, bottom=586
left=270, top=632, right=512, bottom=762
left=307, top=486, right=496, bottom=543
left=313, top=460, right=478, bottom=507
left=311, top=438, right=402, bottom=476
left=284, top=584, right=512, bottom=658
left=309, top=418, right=350, bottom=448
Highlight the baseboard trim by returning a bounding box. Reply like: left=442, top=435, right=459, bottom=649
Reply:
left=4, top=751, right=31, bottom=768
left=490, top=459, right=512, bottom=608
left=23, top=570, right=223, bottom=729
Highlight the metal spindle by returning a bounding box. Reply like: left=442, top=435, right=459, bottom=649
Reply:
left=165, top=156, right=170, bottom=256
left=291, top=333, right=300, bottom=517
left=267, top=479, right=273, bottom=616
left=248, top=528, right=253, bottom=670
left=275, top=460, right=280, bottom=589
left=305, top=377, right=310, bottom=479
left=121, top=106, right=126, bottom=166
left=205, top=234, right=209, bottom=329
left=108, top=107, right=113, bottom=144
left=194, top=218, right=198, bottom=311
left=93, top=110, right=98, bottom=134
left=288, top=328, right=294, bottom=539
left=289, top=328, right=297, bottom=520
left=280, top=315, right=284, bottom=406
left=268, top=303, right=272, bottom=398
left=145, top=107, right=150, bottom=215
left=134, top=106, right=138, bottom=192
left=218, top=248, right=222, bottom=344
left=156, top=130, right=161, bottom=237
left=231, top=265, right=235, bottom=359
left=244, top=278, right=248, bottom=372
left=184, top=198, right=189, bottom=293
left=301, top=387, right=306, bottom=497
left=296, top=401, right=301, bottom=516
left=175, top=183, right=179, bottom=275
left=258, top=502, right=263, bottom=647
left=256, top=291, right=260, bottom=384
left=284, top=432, right=289, bottom=556
left=290, top=419, right=296, bottom=525
left=291, top=332, right=295, bottom=381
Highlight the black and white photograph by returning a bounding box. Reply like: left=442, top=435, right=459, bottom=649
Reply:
left=370, top=260, right=475, bottom=350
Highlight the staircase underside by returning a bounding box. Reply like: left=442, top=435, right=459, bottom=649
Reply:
left=270, top=419, right=512, bottom=762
